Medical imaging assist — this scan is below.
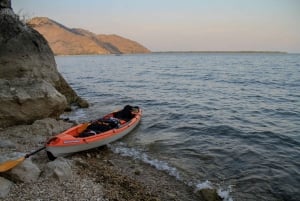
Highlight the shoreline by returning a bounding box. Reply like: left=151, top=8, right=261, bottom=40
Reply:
left=0, top=118, right=209, bottom=201
left=152, top=51, right=288, bottom=54
left=3, top=147, right=203, bottom=201
left=54, top=51, right=290, bottom=57
left=72, top=147, right=204, bottom=201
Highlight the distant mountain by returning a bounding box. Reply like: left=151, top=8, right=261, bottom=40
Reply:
left=27, top=17, right=151, bottom=55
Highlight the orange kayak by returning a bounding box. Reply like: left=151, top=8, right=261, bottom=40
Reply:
left=46, top=105, right=142, bottom=159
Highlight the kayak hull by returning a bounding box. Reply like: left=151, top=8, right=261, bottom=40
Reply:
left=46, top=107, right=142, bottom=158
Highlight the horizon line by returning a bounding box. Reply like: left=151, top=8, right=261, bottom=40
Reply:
left=152, top=50, right=290, bottom=54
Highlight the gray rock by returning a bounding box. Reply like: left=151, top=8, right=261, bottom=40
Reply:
left=46, top=157, right=72, bottom=181
left=196, top=188, right=222, bottom=201
left=0, top=139, right=15, bottom=148
left=0, top=176, right=13, bottom=198
left=0, top=118, right=73, bottom=138
left=0, top=78, right=67, bottom=128
left=32, top=118, right=74, bottom=136
left=0, top=3, right=88, bottom=128
left=9, top=157, right=41, bottom=183
left=0, top=118, right=73, bottom=155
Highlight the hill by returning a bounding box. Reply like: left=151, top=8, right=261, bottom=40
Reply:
left=27, top=17, right=151, bottom=55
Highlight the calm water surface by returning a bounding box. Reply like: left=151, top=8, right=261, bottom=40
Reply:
left=56, top=53, right=300, bottom=201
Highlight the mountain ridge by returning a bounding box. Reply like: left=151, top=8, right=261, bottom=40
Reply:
left=27, top=17, right=151, bottom=55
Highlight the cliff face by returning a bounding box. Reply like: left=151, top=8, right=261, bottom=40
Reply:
left=97, top=34, right=151, bottom=54
left=28, top=17, right=151, bottom=55
left=0, top=1, right=88, bottom=128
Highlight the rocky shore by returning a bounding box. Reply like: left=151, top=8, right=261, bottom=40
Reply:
left=0, top=118, right=213, bottom=201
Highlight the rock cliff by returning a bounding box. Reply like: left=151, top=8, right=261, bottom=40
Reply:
left=0, top=0, right=88, bottom=128
left=27, top=17, right=151, bottom=55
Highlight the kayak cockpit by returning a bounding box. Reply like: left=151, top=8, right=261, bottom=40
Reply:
left=77, top=105, right=140, bottom=138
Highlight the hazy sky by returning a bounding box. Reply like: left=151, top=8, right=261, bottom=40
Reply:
left=12, top=0, right=300, bottom=53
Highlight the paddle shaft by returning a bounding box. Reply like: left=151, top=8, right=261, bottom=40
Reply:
left=0, top=147, right=46, bottom=172
left=25, top=146, right=46, bottom=158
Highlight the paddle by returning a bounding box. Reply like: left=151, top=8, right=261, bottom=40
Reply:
left=77, top=122, right=91, bottom=133
left=0, top=146, right=46, bottom=172
left=0, top=117, right=116, bottom=172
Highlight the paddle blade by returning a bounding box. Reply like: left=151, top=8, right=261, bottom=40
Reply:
left=0, top=157, right=25, bottom=172
left=77, top=122, right=90, bottom=133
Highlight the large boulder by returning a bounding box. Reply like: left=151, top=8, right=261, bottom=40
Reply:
left=0, top=78, right=67, bottom=127
left=45, top=157, right=73, bottom=181
left=0, top=152, right=41, bottom=183
left=0, top=0, right=88, bottom=128
left=9, top=158, right=41, bottom=183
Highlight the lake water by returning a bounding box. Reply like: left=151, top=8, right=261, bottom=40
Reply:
left=55, top=53, right=300, bottom=201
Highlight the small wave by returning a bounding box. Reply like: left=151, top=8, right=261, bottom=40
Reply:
left=195, top=180, right=213, bottom=190
left=193, top=180, right=233, bottom=201
left=218, top=187, right=234, bottom=201
left=109, top=142, right=234, bottom=201
left=108, top=142, right=180, bottom=179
